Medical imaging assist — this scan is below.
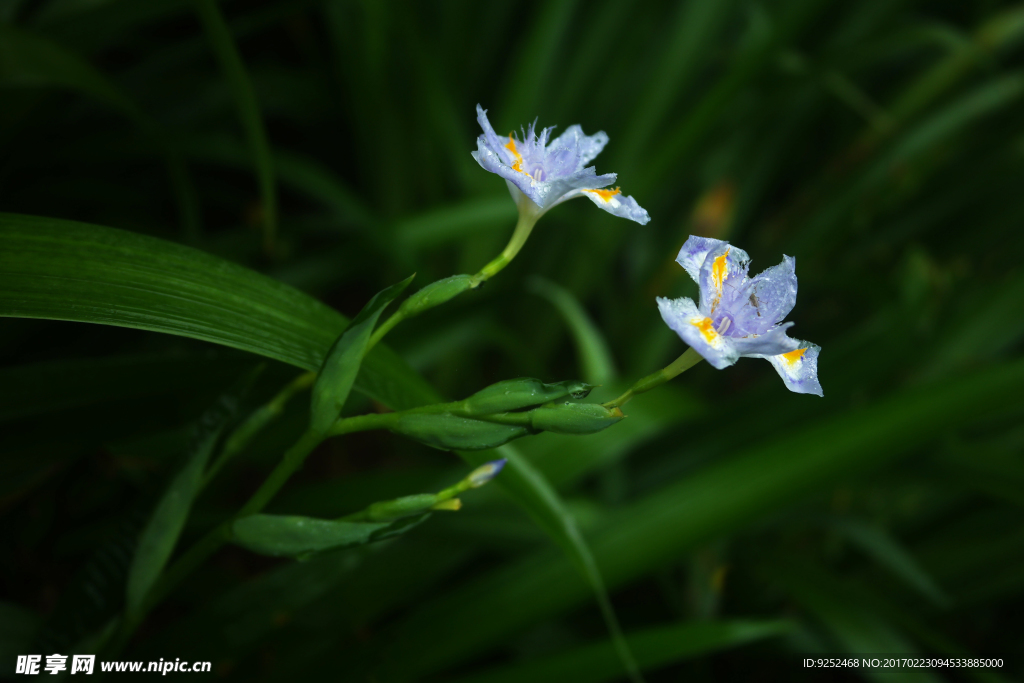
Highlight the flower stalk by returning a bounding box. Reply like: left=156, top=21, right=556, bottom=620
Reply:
left=604, top=347, right=704, bottom=408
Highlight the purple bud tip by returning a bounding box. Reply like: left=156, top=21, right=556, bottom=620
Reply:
left=468, top=459, right=507, bottom=488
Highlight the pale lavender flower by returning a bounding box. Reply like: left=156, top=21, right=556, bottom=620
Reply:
left=657, top=236, right=823, bottom=396
left=472, top=105, right=649, bottom=224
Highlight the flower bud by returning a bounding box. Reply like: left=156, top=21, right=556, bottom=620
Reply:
left=460, top=378, right=593, bottom=416
left=389, top=413, right=527, bottom=451
left=362, top=493, right=439, bottom=522
left=466, top=459, right=507, bottom=488
left=527, top=402, right=624, bottom=435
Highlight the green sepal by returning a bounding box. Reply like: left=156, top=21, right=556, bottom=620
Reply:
left=528, top=401, right=624, bottom=434
left=309, top=274, right=414, bottom=434
left=230, top=512, right=430, bottom=558
left=513, top=401, right=625, bottom=435
left=397, top=275, right=473, bottom=318
left=388, top=413, right=528, bottom=451
left=355, top=494, right=440, bottom=522
left=459, top=378, right=593, bottom=416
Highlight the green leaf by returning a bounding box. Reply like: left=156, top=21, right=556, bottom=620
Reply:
left=527, top=276, right=617, bottom=385
left=0, top=214, right=629, bottom=677
left=124, top=373, right=252, bottom=622
left=0, top=214, right=434, bottom=410
left=309, top=275, right=413, bottom=434
left=193, top=0, right=277, bottom=250
left=389, top=413, right=528, bottom=452
left=456, top=444, right=642, bottom=683
left=385, top=357, right=1024, bottom=677
left=230, top=513, right=430, bottom=558
left=450, top=620, right=793, bottom=683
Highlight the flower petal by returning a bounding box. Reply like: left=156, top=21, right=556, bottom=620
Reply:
left=475, top=105, right=516, bottom=166
left=729, top=321, right=797, bottom=357
left=697, top=242, right=751, bottom=316
left=548, top=124, right=609, bottom=167
left=730, top=255, right=797, bottom=336
left=471, top=141, right=545, bottom=205
left=579, top=187, right=650, bottom=224
left=759, top=340, right=823, bottom=396
left=657, top=296, right=739, bottom=369
left=675, top=235, right=728, bottom=284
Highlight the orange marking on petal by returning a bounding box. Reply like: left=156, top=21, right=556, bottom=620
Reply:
left=781, top=348, right=807, bottom=366
left=505, top=134, right=526, bottom=173
left=691, top=317, right=718, bottom=343
left=709, top=249, right=730, bottom=310
left=586, top=187, right=622, bottom=202
left=712, top=250, right=730, bottom=292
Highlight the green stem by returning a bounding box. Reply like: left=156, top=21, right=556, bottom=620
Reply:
left=111, top=402, right=463, bottom=654
left=603, top=347, right=704, bottom=408
left=367, top=212, right=540, bottom=350
left=470, top=212, right=539, bottom=286
left=202, top=371, right=315, bottom=488
left=153, top=410, right=403, bottom=601
left=143, top=427, right=326, bottom=616
left=367, top=308, right=405, bottom=351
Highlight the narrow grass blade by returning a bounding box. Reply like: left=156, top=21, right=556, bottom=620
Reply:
left=310, top=274, right=413, bottom=433
left=193, top=0, right=277, bottom=252
left=528, top=276, right=617, bottom=385
left=124, top=372, right=253, bottom=623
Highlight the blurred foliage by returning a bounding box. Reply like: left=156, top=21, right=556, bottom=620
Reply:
left=2, top=0, right=1024, bottom=680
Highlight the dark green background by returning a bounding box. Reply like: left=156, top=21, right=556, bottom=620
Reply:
left=2, top=0, right=1023, bottom=680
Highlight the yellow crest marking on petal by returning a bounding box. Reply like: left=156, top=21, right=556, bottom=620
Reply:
left=691, top=317, right=718, bottom=343
left=781, top=348, right=807, bottom=366
left=712, top=250, right=730, bottom=292
left=505, top=134, right=526, bottom=174
left=709, top=248, right=730, bottom=310
left=585, top=187, right=622, bottom=202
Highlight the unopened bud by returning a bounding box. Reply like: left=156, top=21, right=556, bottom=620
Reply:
left=460, top=378, right=593, bottom=416
left=467, top=459, right=507, bottom=488
left=527, top=402, right=624, bottom=435
left=432, top=498, right=462, bottom=511
left=389, top=414, right=526, bottom=451
left=363, top=493, right=438, bottom=522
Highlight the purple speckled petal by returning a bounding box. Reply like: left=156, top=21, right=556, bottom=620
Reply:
left=729, top=322, right=797, bottom=357
left=657, top=296, right=739, bottom=369
left=697, top=242, right=751, bottom=316
left=758, top=340, right=823, bottom=396
left=675, top=235, right=728, bottom=283
left=547, top=124, right=609, bottom=167
left=730, top=255, right=798, bottom=336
